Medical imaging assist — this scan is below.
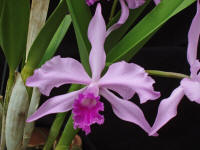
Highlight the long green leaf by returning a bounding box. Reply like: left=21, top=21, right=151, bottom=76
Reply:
left=39, top=15, right=72, bottom=67
left=105, top=0, right=150, bottom=51
left=0, top=0, right=5, bottom=46
left=106, top=0, right=196, bottom=63
left=171, top=0, right=196, bottom=15
left=0, top=0, right=30, bottom=71
left=0, top=0, right=4, bottom=17
left=66, top=0, right=92, bottom=74
left=125, top=0, right=197, bottom=62
left=25, top=0, right=68, bottom=70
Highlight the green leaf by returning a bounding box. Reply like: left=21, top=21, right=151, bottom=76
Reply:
left=26, top=0, right=68, bottom=70
left=39, top=15, right=72, bottom=67
left=0, top=0, right=4, bottom=17
left=0, top=0, right=5, bottom=47
left=106, top=0, right=196, bottom=63
left=171, top=0, right=196, bottom=15
left=0, top=0, right=30, bottom=71
left=121, top=29, right=158, bottom=62
left=105, top=0, right=150, bottom=51
left=66, top=0, right=92, bottom=75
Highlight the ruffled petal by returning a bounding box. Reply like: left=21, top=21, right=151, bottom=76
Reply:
left=125, top=0, right=146, bottom=9
left=72, top=93, right=104, bottom=134
left=181, top=78, right=200, bottom=104
left=153, top=0, right=160, bottom=5
left=100, top=88, right=154, bottom=135
left=106, top=0, right=129, bottom=37
left=187, top=1, right=200, bottom=66
left=99, top=61, right=160, bottom=103
left=88, top=3, right=106, bottom=81
left=26, top=56, right=91, bottom=96
left=26, top=88, right=85, bottom=122
left=150, top=87, right=184, bottom=136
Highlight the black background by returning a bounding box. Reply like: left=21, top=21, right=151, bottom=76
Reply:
left=0, top=1, right=200, bottom=150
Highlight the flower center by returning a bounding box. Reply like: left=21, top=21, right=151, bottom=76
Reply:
left=72, top=92, right=104, bottom=134
left=81, top=98, right=97, bottom=107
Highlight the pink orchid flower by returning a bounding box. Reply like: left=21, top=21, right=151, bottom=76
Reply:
left=26, top=4, right=160, bottom=135
left=86, top=0, right=160, bottom=36
left=150, top=0, right=200, bottom=136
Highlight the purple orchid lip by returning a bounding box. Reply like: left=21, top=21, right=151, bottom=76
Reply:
left=26, top=3, right=160, bottom=135
left=150, top=1, right=200, bottom=136
left=72, top=93, right=104, bottom=135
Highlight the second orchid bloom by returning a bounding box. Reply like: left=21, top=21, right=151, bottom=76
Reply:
left=150, top=1, right=200, bottom=135
left=26, top=4, right=160, bottom=135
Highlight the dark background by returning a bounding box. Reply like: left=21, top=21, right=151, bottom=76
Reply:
left=0, top=1, right=200, bottom=150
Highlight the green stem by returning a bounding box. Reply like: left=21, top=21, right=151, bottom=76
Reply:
left=43, top=112, right=67, bottom=150
left=146, top=70, right=189, bottom=79
left=109, top=0, right=118, bottom=22
left=21, top=65, right=34, bottom=96
left=0, top=70, right=15, bottom=150
left=55, top=115, right=79, bottom=150
left=43, top=84, right=81, bottom=150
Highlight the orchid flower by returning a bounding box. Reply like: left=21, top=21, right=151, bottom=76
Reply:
left=26, top=3, right=160, bottom=135
left=86, top=0, right=160, bottom=36
left=150, top=0, right=200, bottom=136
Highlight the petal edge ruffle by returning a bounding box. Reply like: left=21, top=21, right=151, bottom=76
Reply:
left=99, top=61, right=160, bottom=103
left=26, top=56, right=91, bottom=96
